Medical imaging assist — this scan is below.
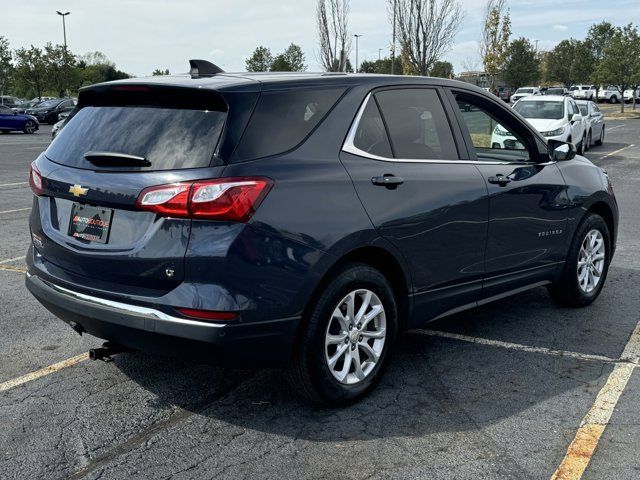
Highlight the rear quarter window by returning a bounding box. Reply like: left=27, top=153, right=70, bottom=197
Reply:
left=232, top=87, right=345, bottom=162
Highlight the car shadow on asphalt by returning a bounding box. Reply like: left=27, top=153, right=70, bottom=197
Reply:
left=109, top=265, right=637, bottom=442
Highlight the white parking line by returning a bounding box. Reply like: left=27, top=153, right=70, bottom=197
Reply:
left=600, top=144, right=635, bottom=160
left=0, top=256, right=25, bottom=264
left=0, top=182, right=28, bottom=187
left=415, top=329, right=620, bottom=364
left=550, top=321, right=640, bottom=480
left=0, top=353, right=90, bottom=393
left=0, top=141, right=50, bottom=146
left=0, top=207, right=30, bottom=215
left=605, top=124, right=625, bottom=131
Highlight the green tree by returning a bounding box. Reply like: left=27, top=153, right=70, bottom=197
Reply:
left=546, top=39, right=594, bottom=86
left=594, top=24, right=640, bottom=112
left=0, top=36, right=13, bottom=97
left=429, top=60, right=454, bottom=78
left=359, top=57, right=400, bottom=74
left=13, top=46, right=47, bottom=99
left=246, top=46, right=273, bottom=72
left=152, top=68, right=170, bottom=76
left=43, top=43, right=79, bottom=97
left=270, top=44, right=307, bottom=72
left=502, top=37, right=539, bottom=88
left=480, top=0, right=511, bottom=90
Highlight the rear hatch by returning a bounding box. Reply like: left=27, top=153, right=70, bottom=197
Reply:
left=31, top=84, right=231, bottom=294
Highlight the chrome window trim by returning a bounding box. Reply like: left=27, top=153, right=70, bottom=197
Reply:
left=31, top=273, right=226, bottom=329
left=341, top=91, right=536, bottom=166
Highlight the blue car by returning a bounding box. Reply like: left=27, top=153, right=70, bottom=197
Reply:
left=0, top=104, right=39, bottom=134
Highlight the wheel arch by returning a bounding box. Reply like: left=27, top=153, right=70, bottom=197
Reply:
left=300, top=245, right=412, bottom=335
left=586, top=201, right=616, bottom=253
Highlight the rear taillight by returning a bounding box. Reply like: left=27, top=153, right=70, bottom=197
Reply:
left=29, top=162, right=44, bottom=196
left=136, top=177, right=273, bottom=222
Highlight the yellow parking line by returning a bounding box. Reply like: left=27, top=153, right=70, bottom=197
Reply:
left=550, top=321, right=640, bottom=480
left=0, top=352, right=90, bottom=393
left=0, top=265, right=26, bottom=273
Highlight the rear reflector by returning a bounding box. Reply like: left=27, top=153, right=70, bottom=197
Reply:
left=29, top=162, right=44, bottom=195
left=136, top=177, right=273, bottom=222
left=175, top=308, right=238, bottom=322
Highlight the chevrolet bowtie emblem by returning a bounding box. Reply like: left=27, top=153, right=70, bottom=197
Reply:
left=69, top=184, right=88, bottom=197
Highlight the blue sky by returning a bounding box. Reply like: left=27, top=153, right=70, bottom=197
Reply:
left=4, top=0, right=640, bottom=76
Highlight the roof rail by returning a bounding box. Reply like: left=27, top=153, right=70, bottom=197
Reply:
left=189, top=59, right=225, bottom=78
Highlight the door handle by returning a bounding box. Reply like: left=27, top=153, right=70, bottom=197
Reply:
left=372, top=174, right=404, bottom=188
left=487, top=175, right=511, bottom=186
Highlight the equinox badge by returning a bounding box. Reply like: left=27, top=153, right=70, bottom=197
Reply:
left=69, top=184, right=88, bottom=197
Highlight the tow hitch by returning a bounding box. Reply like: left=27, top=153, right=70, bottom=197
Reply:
left=89, top=342, right=133, bottom=362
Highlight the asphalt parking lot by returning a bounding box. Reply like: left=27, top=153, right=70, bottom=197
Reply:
left=0, top=121, right=639, bottom=480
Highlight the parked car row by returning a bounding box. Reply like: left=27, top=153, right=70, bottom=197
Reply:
left=493, top=96, right=605, bottom=155
left=0, top=104, right=39, bottom=134
left=0, top=97, right=77, bottom=134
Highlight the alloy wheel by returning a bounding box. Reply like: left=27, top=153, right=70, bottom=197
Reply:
left=324, top=289, right=386, bottom=385
left=25, top=122, right=36, bottom=134
left=577, top=229, right=606, bottom=294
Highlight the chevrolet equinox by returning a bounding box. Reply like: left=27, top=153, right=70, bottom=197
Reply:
left=26, top=60, right=618, bottom=406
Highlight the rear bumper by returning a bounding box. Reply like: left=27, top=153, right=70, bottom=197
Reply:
left=25, top=271, right=300, bottom=367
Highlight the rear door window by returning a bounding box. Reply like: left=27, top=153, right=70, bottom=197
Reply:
left=46, top=86, right=228, bottom=171
left=375, top=88, right=458, bottom=160
left=232, top=87, right=345, bottom=161
left=352, top=97, right=393, bottom=158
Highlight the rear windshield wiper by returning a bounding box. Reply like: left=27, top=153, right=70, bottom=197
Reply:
left=84, top=151, right=151, bottom=167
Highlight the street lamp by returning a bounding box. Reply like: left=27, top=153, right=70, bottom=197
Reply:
left=378, top=48, right=383, bottom=61
left=354, top=34, right=363, bottom=73
left=391, top=0, right=397, bottom=74
left=56, top=11, right=70, bottom=97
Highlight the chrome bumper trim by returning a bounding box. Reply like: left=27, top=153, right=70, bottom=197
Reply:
left=31, top=273, right=225, bottom=329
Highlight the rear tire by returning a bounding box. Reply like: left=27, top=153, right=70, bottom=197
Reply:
left=287, top=264, right=398, bottom=406
left=610, top=95, right=618, bottom=104
left=577, top=135, right=586, bottom=155
left=548, top=213, right=610, bottom=307
left=586, top=130, right=592, bottom=151
left=595, top=126, right=604, bottom=146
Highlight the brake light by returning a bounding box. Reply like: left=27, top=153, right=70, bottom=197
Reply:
left=175, top=307, right=238, bottom=322
left=136, top=177, right=273, bottom=222
left=29, top=162, right=44, bottom=195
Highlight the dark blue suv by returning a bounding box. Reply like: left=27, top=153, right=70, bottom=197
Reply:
left=26, top=60, right=618, bottom=405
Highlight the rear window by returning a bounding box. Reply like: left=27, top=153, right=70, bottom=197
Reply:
left=232, top=87, right=345, bottom=162
left=46, top=106, right=226, bottom=171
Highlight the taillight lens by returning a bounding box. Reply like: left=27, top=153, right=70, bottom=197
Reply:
left=29, top=162, right=44, bottom=195
left=136, top=177, right=273, bottom=222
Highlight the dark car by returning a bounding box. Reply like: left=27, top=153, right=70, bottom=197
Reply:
left=0, top=105, right=39, bottom=134
left=26, top=60, right=618, bottom=406
left=13, top=100, right=43, bottom=113
left=25, top=98, right=76, bottom=124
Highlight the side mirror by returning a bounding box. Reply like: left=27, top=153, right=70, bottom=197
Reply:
left=548, top=140, right=576, bottom=162
left=571, top=113, right=582, bottom=123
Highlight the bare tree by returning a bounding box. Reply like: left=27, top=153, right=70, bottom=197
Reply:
left=479, top=0, right=511, bottom=91
left=387, top=0, right=463, bottom=76
left=316, top=0, right=352, bottom=72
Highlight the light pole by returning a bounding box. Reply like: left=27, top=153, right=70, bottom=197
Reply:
left=378, top=48, right=383, bottom=61
left=56, top=11, right=70, bottom=97
left=354, top=34, right=363, bottom=73
left=391, top=0, right=397, bottom=74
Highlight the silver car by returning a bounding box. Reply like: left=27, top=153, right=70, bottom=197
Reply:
left=575, top=100, right=605, bottom=150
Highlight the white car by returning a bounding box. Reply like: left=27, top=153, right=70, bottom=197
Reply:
left=575, top=100, right=605, bottom=150
left=570, top=85, right=596, bottom=100
left=623, top=89, right=639, bottom=103
left=510, top=87, right=541, bottom=103
left=492, top=95, right=587, bottom=154
left=597, top=85, right=622, bottom=103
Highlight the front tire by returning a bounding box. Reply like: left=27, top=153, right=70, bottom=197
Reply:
left=288, top=264, right=398, bottom=406
left=610, top=95, right=618, bottom=104
left=548, top=213, right=611, bottom=307
left=23, top=121, right=36, bottom=134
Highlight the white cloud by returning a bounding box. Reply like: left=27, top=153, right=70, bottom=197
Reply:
left=553, top=24, right=569, bottom=31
